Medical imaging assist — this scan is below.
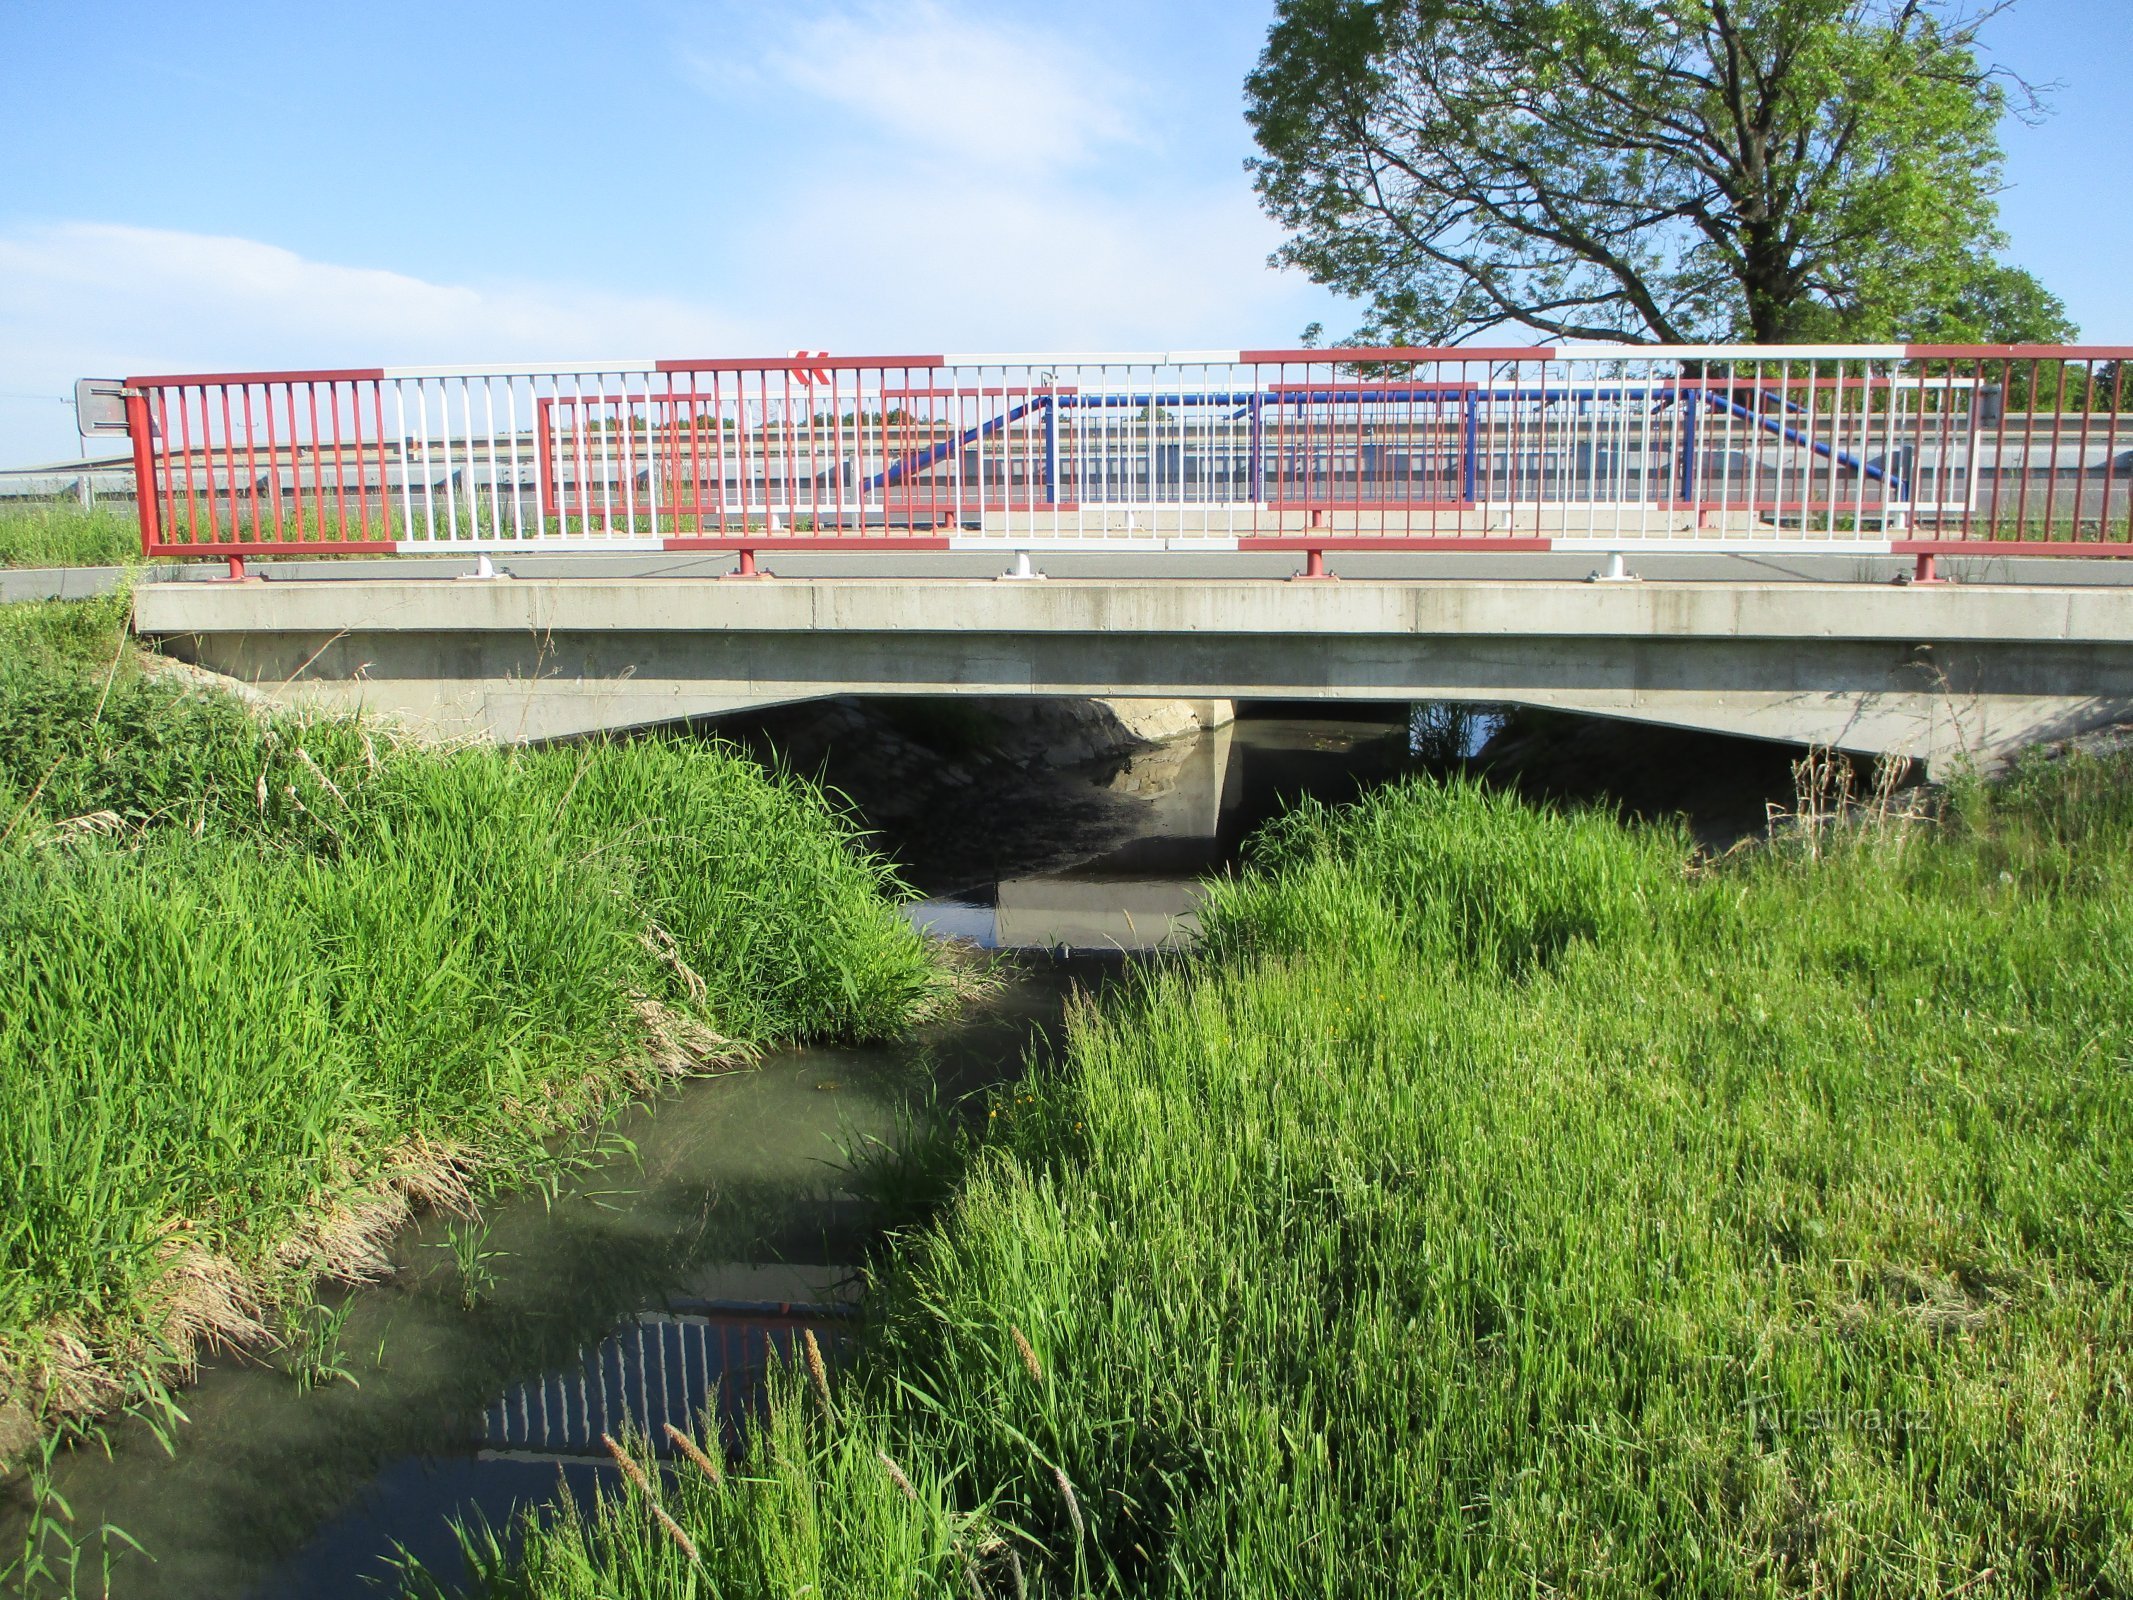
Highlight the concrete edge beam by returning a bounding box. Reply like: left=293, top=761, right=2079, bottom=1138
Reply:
left=134, top=576, right=2133, bottom=646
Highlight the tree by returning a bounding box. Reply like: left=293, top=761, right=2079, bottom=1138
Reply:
left=1246, top=0, right=2074, bottom=346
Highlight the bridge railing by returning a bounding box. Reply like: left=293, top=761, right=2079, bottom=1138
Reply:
left=120, top=344, right=2133, bottom=563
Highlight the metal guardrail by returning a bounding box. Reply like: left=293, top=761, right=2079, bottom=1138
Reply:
left=0, top=459, right=136, bottom=505
left=114, top=345, right=2133, bottom=572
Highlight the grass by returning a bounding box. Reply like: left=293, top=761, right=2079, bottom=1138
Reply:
left=0, top=594, right=953, bottom=1465
left=458, top=759, right=2133, bottom=1597
left=438, top=1221, right=506, bottom=1311
left=0, top=504, right=141, bottom=569
left=277, top=1296, right=358, bottom=1392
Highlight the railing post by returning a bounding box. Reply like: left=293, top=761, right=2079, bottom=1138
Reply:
left=1042, top=392, right=1058, bottom=507
left=1293, top=507, right=1335, bottom=581
left=123, top=387, right=160, bottom=559
left=723, top=547, right=768, bottom=580
left=1679, top=399, right=1700, bottom=507
left=1462, top=393, right=1478, bottom=506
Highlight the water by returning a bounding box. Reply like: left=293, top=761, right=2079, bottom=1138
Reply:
left=10, top=988, right=1080, bottom=1599
left=5, top=709, right=1423, bottom=1598
left=908, top=713, right=1420, bottom=952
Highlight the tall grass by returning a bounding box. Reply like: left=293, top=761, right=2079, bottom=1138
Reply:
left=0, top=504, right=141, bottom=569
left=470, top=764, right=2133, bottom=1596
left=0, top=596, right=949, bottom=1434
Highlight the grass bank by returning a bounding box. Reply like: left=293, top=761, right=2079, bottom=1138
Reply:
left=0, top=594, right=953, bottom=1456
left=468, top=759, right=2133, bottom=1596
left=0, top=504, right=141, bottom=569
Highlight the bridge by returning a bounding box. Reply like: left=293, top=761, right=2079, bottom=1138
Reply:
left=110, top=343, right=2133, bottom=768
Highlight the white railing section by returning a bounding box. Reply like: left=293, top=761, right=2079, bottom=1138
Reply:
left=121, top=345, right=2133, bottom=557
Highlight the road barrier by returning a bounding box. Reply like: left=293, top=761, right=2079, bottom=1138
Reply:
left=115, top=345, right=2133, bottom=572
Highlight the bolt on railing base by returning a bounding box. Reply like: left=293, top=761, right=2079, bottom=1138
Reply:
left=999, top=550, right=1046, bottom=581
left=722, top=549, right=772, bottom=581
left=1290, top=547, right=1337, bottom=582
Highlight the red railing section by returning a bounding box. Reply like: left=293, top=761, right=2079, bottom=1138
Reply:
left=120, top=345, right=2133, bottom=563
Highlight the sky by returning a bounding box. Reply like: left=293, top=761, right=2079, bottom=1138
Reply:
left=1, top=0, right=2127, bottom=467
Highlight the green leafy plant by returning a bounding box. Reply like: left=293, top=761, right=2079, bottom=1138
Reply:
left=1, top=1420, right=155, bottom=1598
left=439, top=1219, right=507, bottom=1311
left=1248, top=0, right=2073, bottom=344
left=277, top=1296, right=359, bottom=1392
left=0, top=503, right=142, bottom=570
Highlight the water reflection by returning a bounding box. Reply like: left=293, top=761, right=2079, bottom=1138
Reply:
left=996, top=876, right=1204, bottom=951
left=6, top=980, right=1072, bottom=1600
left=7, top=711, right=1436, bottom=1598
left=252, top=1299, right=851, bottom=1599
left=478, top=1304, right=847, bottom=1466
left=909, top=713, right=1417, bottom=951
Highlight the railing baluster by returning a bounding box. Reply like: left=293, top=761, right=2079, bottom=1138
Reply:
left=102, top=346, right=2130, bottom=566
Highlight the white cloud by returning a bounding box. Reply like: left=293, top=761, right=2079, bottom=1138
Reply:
left=0, top=222, right=755, bottom=365
left=747, top=181, right=1312, bottom=351
left=0, top=222, right=760, bottom=464
left=0, top=1, right=1357, bottom=468
left=660, top=1, right=1343, bottom=352
left=683, top=0, right=1137, bottom=172
left=0, top=202, right=1342, bottom=467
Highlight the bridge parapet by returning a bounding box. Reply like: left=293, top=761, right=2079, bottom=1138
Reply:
left=114, top=345, right=2133, bottom=580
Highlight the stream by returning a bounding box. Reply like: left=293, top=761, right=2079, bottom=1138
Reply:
left=5, top=708, right=1426, bottom=1599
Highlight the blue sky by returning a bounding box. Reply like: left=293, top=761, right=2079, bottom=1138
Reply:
left=1, top=0, right=2125, bottom=465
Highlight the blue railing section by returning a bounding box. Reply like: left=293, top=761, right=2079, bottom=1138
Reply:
left=866, top=385, right=1908, bottom=506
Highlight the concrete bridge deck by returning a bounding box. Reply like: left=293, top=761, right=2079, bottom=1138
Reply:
left=130, top=558, right=2133, bottom=768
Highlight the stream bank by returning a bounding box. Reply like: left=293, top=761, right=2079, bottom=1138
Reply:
left=709, top=694, right=1236, bottom=895
left=6, top=967, right=1093, bottom=1600
left=7, top=669, right=1932, bottom=1597
left=0, top=597, right=947, bottom=1573
left=5, top=696, right=1428, bottom=1598
left=473, top=734, right=2133, bottom=1600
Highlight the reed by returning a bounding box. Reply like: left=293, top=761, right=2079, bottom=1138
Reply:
left=470, top=754, right=2133, bottom=1596
left=0, top=596, right=950, bottom=1454
left=660, top=1423, right=722, bottom=1487
left=803, top=1327, right=837, bottom=1422
left=1009, top=1325, right=1042, bottom=1385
